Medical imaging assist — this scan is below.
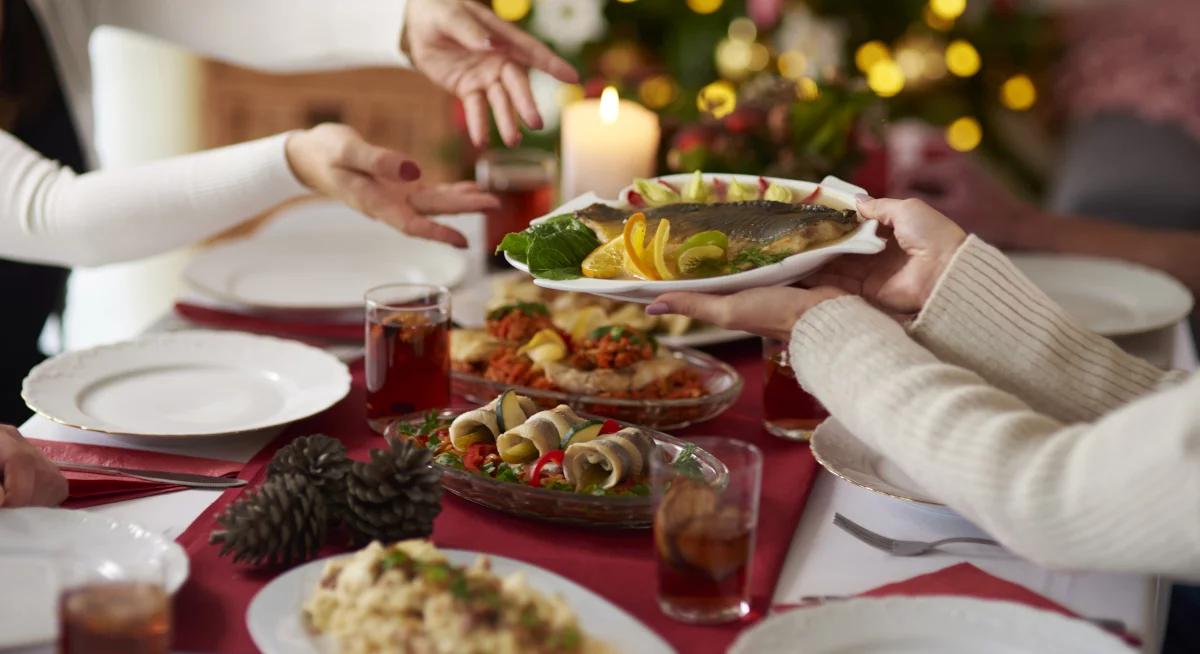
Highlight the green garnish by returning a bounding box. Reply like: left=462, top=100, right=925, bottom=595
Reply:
left=426, top=432, right=441, bottom=449
left=422, top=563, right=450, bottom=583
left=589, top=325, right=659, bottom=353
left=399, top=411, right=442, bottom=438
left=486, top=301, right=550, bottom=321
left=672, top=443, right=704, bottom=481
left=381, top=550, right=410, bottom=571
left=555, top=627, right=583, bottom=650
left=543, top=480, right=574, bottom=492
left=449, top=575, right=470, bottom=599
left=434, top=452, right=465, bottom=469
left=496, top=215, right=601, bottom=280
left=628, top=483, right=651, bottom=497
left=729, top=247, right=790, bottom=272
left=520, top=606, right=541, bottom=629
left=494, top=464, right=521, bottom=483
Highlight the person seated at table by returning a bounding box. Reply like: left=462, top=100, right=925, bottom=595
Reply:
left=647, top=197, right=1200, bottom=578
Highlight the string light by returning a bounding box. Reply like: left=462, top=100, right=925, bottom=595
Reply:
left=929, top=0, right=967, bottom=21
left=923, top=5, right=954, bottom=30
left=797, top=77, right=820, bottom=101
left=687, top=0, right=723, bottom=15
left=945, top=40, right=981, bottom=77
left=946, top=116, right=982, bottom=151
left=638, top=75, right=676, bottom=109
left=616, top=0, right=638, bottom=3
left=1001, top=74, right=1037, bottom=110
left=867, top=60, right=905, bottom=97
left=896, top=47, right=926, bottom=79
left=492, top=0, right=531, bottom=22
left=855, top=41, right=891, bottom=74
left=728, top=17, right=757, bottom=42
left=715, top=38, right=753, bottom=79
left=749, top=43, right=770, bottom=71
left=778, top=51, right=808, bottom=79
left=697, top=80, right=737, bottom=118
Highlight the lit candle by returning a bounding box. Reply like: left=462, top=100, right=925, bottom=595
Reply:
left=560, top=86, right=661, bottom=200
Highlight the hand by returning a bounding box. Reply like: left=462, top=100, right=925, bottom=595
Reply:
left=890, top=153, right=1042, bottom=249
left=645, top=287, right=847, bottom=342
left=286, top=124, right=499, bottom=248
left=403, top=0, right=579, bottom=147
left=0, top=425, right=67, bottom=508
left=803, top=197, right=967, bottom=317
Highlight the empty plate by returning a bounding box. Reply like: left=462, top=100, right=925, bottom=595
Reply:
left=810, top=419, right=948, bottom=511
left=23, top=331, right=350, bottom=437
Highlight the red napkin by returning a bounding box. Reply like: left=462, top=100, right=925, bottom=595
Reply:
left=172, top=341, right=822, bottom=654
left=174, top=302, right=361, bottom=342
left=31, top=439, right=242, bottom=509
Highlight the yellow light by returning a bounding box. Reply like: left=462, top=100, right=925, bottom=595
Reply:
left=930, top=0, right=967, bottom=21
left=867, top=60, right=905, bottom=98
left=945, top=39, right=981, bottom=77
left=599, top=86, right=620, bottom=124
left=778, top=50, right=808, bottom=79
left=749, top=43, right=771, bottom=71
left=855, top=41, right=891, bottom=74
left=616, top=0, right=637, bottom=3
left=797, top=77, right=820, bottom=101
left=896, top=47, right=926, bottom=79
left=728, top=17, right=757, bottom=42
left=687, top=0, right=723, bottom=14
left=492, top=0, right=531, bottom=22
left=697, top=80, right=737, bottom=118
left=638, top=75, right=676, bottom=109
left=946, top=116, right=982, bottom=152
left=923, top=5, right=954, bottom=30
left=1000, top=74, right=1037, bottom=110
left=558, top=83, right=584, bottom=107
left=715, top=38, right=753, bottom=79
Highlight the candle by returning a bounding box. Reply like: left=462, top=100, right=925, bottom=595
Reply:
left=560, top=87, right=661, bottom=200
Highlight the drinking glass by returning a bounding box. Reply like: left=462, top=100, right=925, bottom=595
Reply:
left=476, top=148, right=557, bottom=267
left=652, top=437, right=762, bottom=624
left=57, top=552, right=171, bottom=654
left=364, top=284, right=451, bottom=433
left=762, top=337, right=829, bottom=441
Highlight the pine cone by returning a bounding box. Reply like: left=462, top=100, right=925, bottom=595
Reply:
left=267, top=434, right=351, bottom=513
left=344, top=439, right=442, bottom=544
left=209, top=473, right=329, bottom=567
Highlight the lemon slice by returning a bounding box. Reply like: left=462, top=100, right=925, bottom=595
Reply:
left=517, top=329, right=567, bottom=364
left=581, top=236, right=625, bottom=279
left=569, top=306, right=609, bottom=342
left=677, top=244, right=726, bottom=276
left=622, top=213, right=658, bottom=280
left=651, top=219, right=676, bottom=280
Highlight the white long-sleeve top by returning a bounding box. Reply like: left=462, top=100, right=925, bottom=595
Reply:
left=790, top=236, right=1200, bottom=578
left=1, top=0, right=410, bottom=267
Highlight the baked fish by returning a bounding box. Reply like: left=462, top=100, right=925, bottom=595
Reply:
left=449, top=391, right=537, bottom=449
left=497, top=404, right=585, bottom=463
left=563, top=427, right=656, bottom=491
left=576, top=201, right=858, bottom=255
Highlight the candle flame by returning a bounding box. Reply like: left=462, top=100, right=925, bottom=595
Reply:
left=599, top=86, right=620, bottom=124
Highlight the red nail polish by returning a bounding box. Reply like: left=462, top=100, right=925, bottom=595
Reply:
left=399, top=161, right=421, bottom=181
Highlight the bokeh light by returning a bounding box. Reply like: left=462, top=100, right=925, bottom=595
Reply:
left=778, top=51, right=808, bottom=79
left=638, top=75, right=676, bottom=109
left=697, top=80, right=737, bottom=118
left=687, top=0, right=723, bottom=15
left=797, top=77, right=820, bottom=101
left=867, top=60, right=905, bottom=97
left=1000, top=74, right=1037, bottom=110
left=855, top=41, right=891, bottom=74
left=715, top=38, right=753, bottom=79
left=895, top=47, right=926, bottom=79
left=728, top=17, right=757, bottom=42
left=749, top=43, right=771, bottom=71
left=923, top=5, right=954, bottom=30
left=492, top=0, right=531, bottom=22
left=945, top=40, right=981, bottom=77
left=946, top=116, right=982, bottom=151
left=929, top=0, right=967, bottom=21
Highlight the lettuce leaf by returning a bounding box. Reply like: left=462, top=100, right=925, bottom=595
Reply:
left=497, top=214, right=600, bottom=280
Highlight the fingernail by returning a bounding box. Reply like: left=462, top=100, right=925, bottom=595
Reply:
left=399, top=161, right=422, bottom=181
left=645, top=302, right=669, bottom=316
left=854, top=193, right=871, bottom=203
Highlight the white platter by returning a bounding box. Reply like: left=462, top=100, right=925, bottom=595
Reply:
left=185, top=205, right=468, bottom=311
left=810, top=419, right=951, bottom=512
left=730, top=596, right=1132, bottom=653
left=0, top=508, right=189, bottom=649
left=504, top=174, right=886, bottom=303
left=23, top=331, right=350, bottom=438
left=1010, top=253, right=1193, bottom=337
left=246, top=548, right=674, bottom=654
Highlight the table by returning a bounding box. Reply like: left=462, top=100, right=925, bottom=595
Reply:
left=18, top=317, right=1195, bottom=653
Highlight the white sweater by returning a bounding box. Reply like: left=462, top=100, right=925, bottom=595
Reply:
left=2, top=1, right=410, bottom=267
left=790, top=236, right=1200, bottom=578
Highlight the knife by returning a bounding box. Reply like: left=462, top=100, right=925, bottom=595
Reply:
left=54, top=462, right=247, bottom=489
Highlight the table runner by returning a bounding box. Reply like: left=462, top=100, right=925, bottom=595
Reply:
left=174, top=340, right=819, bottom=653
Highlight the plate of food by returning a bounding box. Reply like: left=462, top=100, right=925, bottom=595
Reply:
left=497, top=172, right=885, bottom=303
left=247, top=539, right=674, bottom=654
left=383, top=394, right=725, bottom=528
left=451, top=301, right=742, bottom=430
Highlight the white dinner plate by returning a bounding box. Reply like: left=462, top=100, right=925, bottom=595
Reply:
left=810, top=419, right=950, bottom=512
left=505, top=175, right=886, bottom=303
left=246, top=549, right=674, bottom=654
left=23, top=331, right=350, bottom=437
left=185, top=212, right=468, bottom=311
left=730, top=596, right=1132, bottom=653
left=1010, top=253, right=1194, bottom=337
left=0, top=508, right=189, bottom=649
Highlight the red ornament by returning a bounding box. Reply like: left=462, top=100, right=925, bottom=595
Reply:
left=723, top=107, right=765, bottom=135
left=672, top=126, right=713, bottom=153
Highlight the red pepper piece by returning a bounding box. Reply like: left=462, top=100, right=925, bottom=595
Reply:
left=801, top=186, right=821, bottom=204
left=599, top=419, right=622, bottom=435
left=627, top=190, right=646, bottom=207
left=758, top=176, right=770, bottom=195
left=463, top=443, right=497, bottom=473
left=529, top=450, right=565, bottom=487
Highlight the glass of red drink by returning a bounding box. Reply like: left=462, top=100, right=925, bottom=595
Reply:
left=762, top=337, right=829, bottom=441
left=364, top=284, right=451, bottom=433
left=57, top=553, right=171, bottom=654
left=476, top=149, right=557, bottom=267
left=652, top=437, right=762, bottom=624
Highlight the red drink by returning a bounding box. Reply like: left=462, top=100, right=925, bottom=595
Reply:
left=364, top=285, right=451, bottom=433
left=476, top=149, right=557, bottom=262
left=762, top=339, right=829, bottom=441
left=485, top=185, right=556, bottom=254
left=59, top=582, right=171, bottom=654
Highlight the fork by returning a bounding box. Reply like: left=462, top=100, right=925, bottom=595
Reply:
left=833, top=513, right=1000, bottom=556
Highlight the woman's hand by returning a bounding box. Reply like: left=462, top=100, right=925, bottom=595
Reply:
left=286, top=124, right=499, bottom=248
left=403, top=0, right=579, bottom=147
left=804, top=197, right=967, bottom=318
left=646, top=287, right=847, bottom=342
left=0, top=425, right=67, bottom=508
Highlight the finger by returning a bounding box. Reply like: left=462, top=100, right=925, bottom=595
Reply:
left=802, top=271, right=864, bottom=294
left=856, top=197, right=922, bottom=227
left=395, top=215, right=471, bottom=248
left=645, top=292, right=730, bottom=326
left=410, top=189, right=501, bottom=214
left=2, top=452, right=35, bottom=507
left=486, top=83, right=522, bottom=147
left=500, top=62, right=543, bottom=130
left=463, top=2, right=579, bottom=83
left=333, top=137, right=419, bottom=182
left=463, top=92, right=490, bottom=148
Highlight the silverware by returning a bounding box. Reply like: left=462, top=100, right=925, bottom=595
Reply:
left=833, top=513, right=1000, bottom=556
left=54, top=462, right=247, bottom=490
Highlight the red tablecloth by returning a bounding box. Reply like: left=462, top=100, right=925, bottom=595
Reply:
left=173, top=340, right=819, bottom=653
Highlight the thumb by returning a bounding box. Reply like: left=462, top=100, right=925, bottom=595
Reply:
left=646, top=292, right=729, bottom=326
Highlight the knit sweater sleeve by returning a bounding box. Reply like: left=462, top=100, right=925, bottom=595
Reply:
left=908, top=236, right=1186, bottom=423
left=789, top=295, right=1200, bottom=577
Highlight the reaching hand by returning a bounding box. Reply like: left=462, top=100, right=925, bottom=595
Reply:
left=0, top=425, right=67, bottom=508
left=403, top=0, right=579, bottom=147
left=803, top=197, right=967, bottom=318
left=646, top=287, right=848, bottom=342
left=286, top=124, right=499, bottom=248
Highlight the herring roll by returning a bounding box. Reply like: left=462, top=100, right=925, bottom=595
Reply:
left=497, top=404, right=584, bottom=463
left=449, top=391, right=537, bottom=449
left=563, top=427, right=656, bottom=490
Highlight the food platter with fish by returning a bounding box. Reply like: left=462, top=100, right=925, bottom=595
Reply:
left=500, top=173, right=886, bottom=303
